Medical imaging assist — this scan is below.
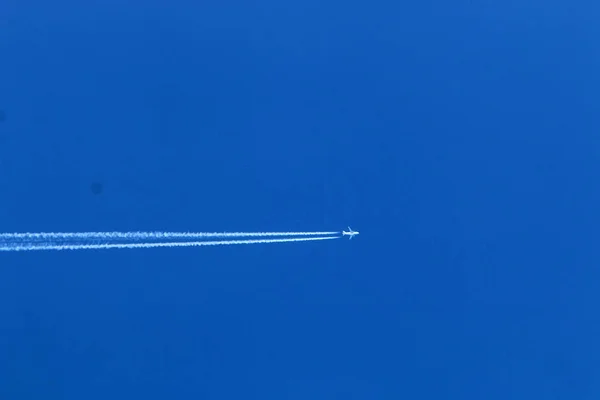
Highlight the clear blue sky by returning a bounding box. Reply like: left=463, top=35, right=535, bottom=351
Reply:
left=0, top=0, right=599, bottom=398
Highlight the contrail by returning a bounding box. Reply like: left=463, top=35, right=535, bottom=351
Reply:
left=0, top=235, right=340, bottom=252
left=0, top=231, right=340, bottom=240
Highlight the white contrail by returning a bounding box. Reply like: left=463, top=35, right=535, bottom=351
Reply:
left=0, top=236, right=339, bottom=252
left=0, top=231, right=340, bottom=240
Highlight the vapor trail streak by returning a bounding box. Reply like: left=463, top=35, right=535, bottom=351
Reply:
left=0, top=236, right=340, bottom=252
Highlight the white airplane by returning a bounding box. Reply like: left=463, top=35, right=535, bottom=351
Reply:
left=342, top=226, right=359, bottom=240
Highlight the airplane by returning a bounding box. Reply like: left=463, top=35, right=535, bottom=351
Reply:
left=342, top=226, right=359, bottom=240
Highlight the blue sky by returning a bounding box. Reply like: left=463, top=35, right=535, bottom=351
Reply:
left=0, top=0, right=599, bottom=398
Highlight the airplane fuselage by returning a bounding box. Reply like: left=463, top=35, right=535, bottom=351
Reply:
left=342, top=227, right=359, bottom=239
